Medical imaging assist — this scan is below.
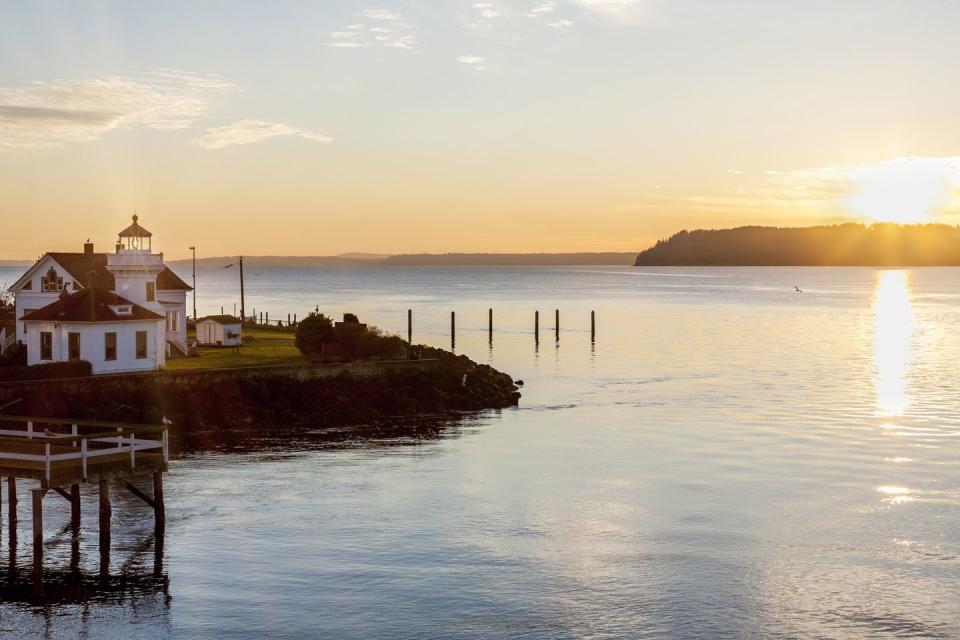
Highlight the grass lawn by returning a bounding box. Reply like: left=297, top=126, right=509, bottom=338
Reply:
left=165, top=325, right=306, bottom=371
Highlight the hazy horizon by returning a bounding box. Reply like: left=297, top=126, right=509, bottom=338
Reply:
left=3, top=1, right=960, bottom=259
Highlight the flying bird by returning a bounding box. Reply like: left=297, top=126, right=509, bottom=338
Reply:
left=794, top=285, right=803, bottom=292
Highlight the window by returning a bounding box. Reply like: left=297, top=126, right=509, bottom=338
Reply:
left=136, top=331, right=148, bottom=359
left=40, top=332, right=52, bottom=360
left=167, top=310, right=179, bottom=332
left=68, top=333, right=80, bottom=360
left=41, top=267, right=64, bottom=292
left=146, top=281, right=155, bottom=302
left=104, top=332, right=117, bottom=361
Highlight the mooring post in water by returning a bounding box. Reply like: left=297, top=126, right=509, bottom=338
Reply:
left=535, top=310, right=539, bottom=343
left=31, top=489, right=43, bottom=596
left=153, top=471, right=165, bottom=535
left=70, top=484, right=80, bottom=535
left=99, top=477, right=111, bottom=554
left=591, top=310, right=596, bottom=342
left=555, top=309, right=560, bottom=342
left=407, top=309, right=413, bottom=344
left=488, top=308, right=493, bottom=343
left=451, top=311, right=456, bottom=349
left=8, top=477, right=17, bottom=539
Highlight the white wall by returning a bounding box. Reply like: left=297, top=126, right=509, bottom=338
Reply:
left=25, top=319, right=165, bottom=373
left=196, top=321, right=241, bottom=346
left=12, top=255, right=78, bottom=342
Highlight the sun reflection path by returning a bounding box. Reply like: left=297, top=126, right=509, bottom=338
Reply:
left=873, top=270, right=913, bottom=417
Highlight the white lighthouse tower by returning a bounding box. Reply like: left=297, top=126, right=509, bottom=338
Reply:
left=106, top=214, right=165, bottom=313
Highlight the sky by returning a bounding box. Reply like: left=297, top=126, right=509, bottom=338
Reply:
left=2, top=0, right=960, bottom=259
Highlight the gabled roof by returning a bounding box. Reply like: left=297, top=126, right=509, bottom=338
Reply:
left=14, top=253, right=192, bottom=292
left=198, top=315, right=242, bottom=325
left=20, top=289, right=162, bottom=323
left=118, top=214, right=152, bottom=237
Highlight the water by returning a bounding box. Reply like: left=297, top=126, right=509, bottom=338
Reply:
left=0, top=265, right=959, bottom=639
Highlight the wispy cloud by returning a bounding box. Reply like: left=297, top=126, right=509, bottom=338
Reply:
left=191, top=119, right=333, bottom=149
left=457, top=55, right=487, bottom=70
left=572, top=0, right=644, bottom=16
left=327, top=8, right=417, bottom=50
left=359, top=8, right=402, bottom=20
left=546, top=18, right=574, bottom=28
left=0, top=72, right=229, bottom=149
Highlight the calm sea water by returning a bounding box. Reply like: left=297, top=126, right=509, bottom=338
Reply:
left=1, top=265, right=959, bottom=639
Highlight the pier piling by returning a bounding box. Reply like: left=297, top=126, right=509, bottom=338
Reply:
left=535, top=311, right=539, bottom=343
left=99, top=478, right=111, bottom=554
left=555, top=309, right=560, bottom=342
left=591, top=310, right=596, bottom=342
left=451, top=311, right=456, bottom=349
left=407, top=309, right=413, bottom=344
left=488, top=308, right=493, bottom=343
left=153, top=471, right=165, bottom=534
left=8, top=478, right=16, bottom=539
left=70, top=484, right=80, bottom=535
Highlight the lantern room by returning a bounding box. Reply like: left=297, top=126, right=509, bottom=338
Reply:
left=116, top=214, right=153, bottom=252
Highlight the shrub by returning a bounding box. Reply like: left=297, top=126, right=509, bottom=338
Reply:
left=295, top=313, right=336, bottom=356
left=0, top=360, right=93, bottom=383
left=0, top=342, right=27, bottom=368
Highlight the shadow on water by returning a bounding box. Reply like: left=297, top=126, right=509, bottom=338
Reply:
left=170, top=411, right=492, bottom=456
left=3, top=528, right=169, bottom=609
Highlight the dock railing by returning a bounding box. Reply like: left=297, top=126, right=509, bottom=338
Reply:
left=0, top=415, right=169, bottom=484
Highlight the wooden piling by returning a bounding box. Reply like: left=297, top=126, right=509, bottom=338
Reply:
left=591, top=310, right=596, bottom=342
left=535, top=311, right=539, bottom=342
left=450, top=311, right=456, bottom=349
left=31, top=489, right=43, bottom=597
left=407, top=309, right=412, bottom=344
left=70, top=484, right=80, bottom=535
left=8, top=477, right=16, bottom=539
left=488, top=308, right=493, bottom=343
left=555, top=309, right=560, bottom=341
left=153, top=471, right=165, bottom=533
left=31, top=489, right=43, bottom=562
left=98, top=478, right=111, bottom=554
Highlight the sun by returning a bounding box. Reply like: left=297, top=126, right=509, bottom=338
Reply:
left=845, top=157, right=960, bottom=224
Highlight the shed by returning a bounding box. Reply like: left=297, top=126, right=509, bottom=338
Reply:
left=196, top=315, right=242, bottom=347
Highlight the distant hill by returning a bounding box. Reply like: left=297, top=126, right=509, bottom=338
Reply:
left=634, top=224, right=960, bottom=266
left=382, top=253, right=637, bottom=266
left=168, top=255, right=384, bottom=269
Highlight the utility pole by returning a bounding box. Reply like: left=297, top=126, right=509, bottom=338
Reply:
left=189, top=246, right=196, bottom=320
left=239, top=256, right=246, bottom=324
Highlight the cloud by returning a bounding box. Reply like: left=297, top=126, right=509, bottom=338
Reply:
left=546, top=18, right=574, bottom=28
left=359, top=8, right=402, bottom=20
left=527, top=1, right=557, bottom=16
left=571, top=0, right=644, bottom=19
left=191, top=119, right=333, bottom=149
left=327, top=8, right=417, bottom=49
left=0, top=73, right=227, bottom=149
left=457, top=55, right=487, bottom=69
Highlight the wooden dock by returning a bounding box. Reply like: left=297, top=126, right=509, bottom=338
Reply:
left=0, top=414, right=169, bottom=597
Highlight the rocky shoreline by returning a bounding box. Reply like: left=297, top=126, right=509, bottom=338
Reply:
left=0, top=347, right=521, bottom=453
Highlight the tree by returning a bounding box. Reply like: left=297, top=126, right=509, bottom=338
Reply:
left=0, top=283, right=12, bottom=309
left=294, top=313, right=335, bottom=355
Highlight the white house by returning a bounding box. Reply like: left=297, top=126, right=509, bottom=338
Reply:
left=9, top=215, right=192, bottom=374
left=196, top=315, right=242, bottom=347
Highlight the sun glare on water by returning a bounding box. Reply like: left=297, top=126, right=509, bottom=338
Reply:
left=846, top=157, right=960, bottom=224
left=873, top=270, right=913, bottom=417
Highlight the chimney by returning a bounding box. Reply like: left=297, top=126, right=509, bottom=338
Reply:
left=84, top=239, right=94, bottom=256
left=87, top=270, right=97, bottom=321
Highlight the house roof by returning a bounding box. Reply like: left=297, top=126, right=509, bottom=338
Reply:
left=44, top=252, right=191, bottom=291
left=198, top=315, right=242, bottom=325
left=21, top=288, right=162, bottom=323
left=118, top=214, right=152, bottom=237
